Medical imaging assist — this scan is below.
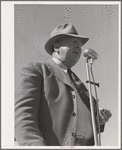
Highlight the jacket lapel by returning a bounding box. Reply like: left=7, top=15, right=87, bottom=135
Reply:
left=45, top=58, right=93, bottom=111
left=46, top=58, right=74, bottom=89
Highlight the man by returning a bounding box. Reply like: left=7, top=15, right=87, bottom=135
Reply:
left=15, top=23, right=112, bottom=146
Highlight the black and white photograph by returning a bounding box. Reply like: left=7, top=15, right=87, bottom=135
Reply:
left=1, top=1, right=121, bottom=149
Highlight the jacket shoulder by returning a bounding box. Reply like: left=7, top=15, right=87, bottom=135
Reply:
left=21, top=59, right=54, bottom=75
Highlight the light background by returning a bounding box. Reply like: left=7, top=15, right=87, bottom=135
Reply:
left=1, top=1, right=121, bottom=148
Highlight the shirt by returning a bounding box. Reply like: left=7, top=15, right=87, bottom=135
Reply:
left=52, top=57, right=68, bottom=73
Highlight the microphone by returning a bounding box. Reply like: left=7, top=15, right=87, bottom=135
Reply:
left=84, top=48, right=98, bottom=60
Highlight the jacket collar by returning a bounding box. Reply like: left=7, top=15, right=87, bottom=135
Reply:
left=46, top=58, right=74, bottom=89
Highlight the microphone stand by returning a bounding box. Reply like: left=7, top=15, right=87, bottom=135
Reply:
left=85, top=57, right=101, bottom=146
left=90, top=59, right=101, bottom=146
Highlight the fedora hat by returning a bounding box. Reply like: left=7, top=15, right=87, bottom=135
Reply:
left=45, top=23, right=89, bottom=55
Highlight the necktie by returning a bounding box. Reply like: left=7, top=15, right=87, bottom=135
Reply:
left=67, top=69, right=84, bottom=93
left=67, top=69, right=93, bottom=111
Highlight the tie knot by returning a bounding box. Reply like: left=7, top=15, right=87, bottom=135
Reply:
left=67, top=69, right=72, bottom=75
left=68, top=69, right=75, bottom=82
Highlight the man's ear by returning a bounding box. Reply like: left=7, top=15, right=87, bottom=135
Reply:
left=54, top=43, right=59, bottom=49
left=54, top=43, right=60, bottom=54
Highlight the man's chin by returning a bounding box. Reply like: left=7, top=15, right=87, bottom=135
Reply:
left=71, top=59, right=80, bottom=66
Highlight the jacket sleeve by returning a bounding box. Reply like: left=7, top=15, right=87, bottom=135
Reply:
left=15, top=62, right=46, bottom=146
left=90, top=96, right=105, bottom=133
left=93, top=97, right=105, bottom=133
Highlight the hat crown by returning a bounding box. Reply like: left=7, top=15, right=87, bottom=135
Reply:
left=51, top=23, right=78, bottom=37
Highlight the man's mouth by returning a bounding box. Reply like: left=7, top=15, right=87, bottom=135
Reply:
left=73, top=52, right=79, bottom=55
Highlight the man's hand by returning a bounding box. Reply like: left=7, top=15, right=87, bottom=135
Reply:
left=98, top=109, right=112, bottom=126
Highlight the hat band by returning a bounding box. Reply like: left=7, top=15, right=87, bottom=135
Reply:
left=51, top=31, right=78, bottom=37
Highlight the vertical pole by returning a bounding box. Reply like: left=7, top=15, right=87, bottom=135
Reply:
left=90, top=63, right=101, bottom=146
left=85, top=58, right=98, bottom=146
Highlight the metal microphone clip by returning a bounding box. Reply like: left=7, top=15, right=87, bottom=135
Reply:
left=85, top=81, right=100, bottom=87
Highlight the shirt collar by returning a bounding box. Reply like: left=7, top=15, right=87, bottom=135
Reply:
left=52, top=57, right=68, bottom=73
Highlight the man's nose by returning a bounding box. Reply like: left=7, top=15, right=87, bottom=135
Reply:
left=75, top=46, right=82, bottom=52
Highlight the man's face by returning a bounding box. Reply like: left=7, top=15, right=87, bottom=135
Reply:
left=56, top=37, right=83, bottom=68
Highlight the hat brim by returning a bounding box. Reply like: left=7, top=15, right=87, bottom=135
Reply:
left=45, top=34, right=89, bottom=55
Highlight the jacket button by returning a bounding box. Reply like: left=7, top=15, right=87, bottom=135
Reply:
left=72, top=112, right=76, bottom=117
left=72, top=133, right=76, bottom=137
left=72, top=95, right=75, bottom=99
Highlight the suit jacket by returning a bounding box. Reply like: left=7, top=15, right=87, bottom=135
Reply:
left=15, top=58, right=104, bottom=146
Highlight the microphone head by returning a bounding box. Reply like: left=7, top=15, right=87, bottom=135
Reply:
left=84, top=48, right=98, bottom=60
